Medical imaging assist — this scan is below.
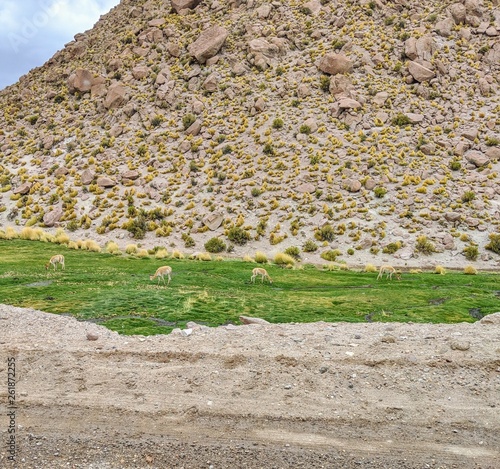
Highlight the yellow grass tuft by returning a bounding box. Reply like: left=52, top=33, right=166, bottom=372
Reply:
left=155, top=248, right=169, bottom=259
left=171, top=249, right=184, bottom=259
left=5, top=227, right=18, bottom=239
left=409, top=269, right=422, bottom=274
left=106, top=241, right=121, bottom=255
left=364, top=263, right=377, bottom=273
left=197, top=252, right=212, bottom=261
left=463, top=265, right=477, bottom=275
left=215, top=256, right=224, bottom=261
left=254, top=251, right=268, bottom=264
left=84, top=240, right=101, bottom=252
left=67, top=241, right=79, bottom=250
left=55, top=228, right=70, bottom=245
left=274, top=252, right=295, bottom=266
left=125, top=244, right=138, bottom=254
left=243, top=254, right=254, bottom=263
left=136, top=249, right=149, bottom=258
left=434, top=265, right=446, bottom=275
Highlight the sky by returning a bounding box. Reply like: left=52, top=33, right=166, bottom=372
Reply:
left=0, top=0, right=120, bottom=90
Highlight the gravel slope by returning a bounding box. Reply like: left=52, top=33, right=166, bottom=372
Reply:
left=1, top=305, right=499, bottom=468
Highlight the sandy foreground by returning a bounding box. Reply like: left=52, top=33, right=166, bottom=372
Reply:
left=0, top=304, right=499, bottom=469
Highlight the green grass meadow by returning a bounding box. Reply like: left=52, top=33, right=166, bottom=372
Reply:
left=1, top=239, right=499, bottom=335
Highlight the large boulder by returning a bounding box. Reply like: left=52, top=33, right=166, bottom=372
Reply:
left=465, top=150, right=489, bottom=167
left=171, top=0, right=202, bottom=13
left=188, top=26, right=228, bottom=64
left=318, top=53, right=352, bottom=75
left=81, top=169, right=95, bottom=185
left=104, top=83, right=128, bottom=109
left=68, top=69, right=94, bottom=93
left=408, top=61, right=435, bottom=82
left=43, top=207, right=63, bottom=227
left=13, top=182, right=32, bottom=195
left=203, top=213, right=224, bottom=231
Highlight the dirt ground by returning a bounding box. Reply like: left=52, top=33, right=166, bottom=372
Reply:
left=1, top=304, right=499, bottom=469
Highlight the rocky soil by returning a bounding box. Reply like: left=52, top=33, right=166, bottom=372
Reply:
left=1, top=304, right=499, bottom=468
left=1, top=0, right=500, bottom=268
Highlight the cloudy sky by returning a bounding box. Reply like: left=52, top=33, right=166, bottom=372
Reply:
left=0, top=0, right=120, bottom=90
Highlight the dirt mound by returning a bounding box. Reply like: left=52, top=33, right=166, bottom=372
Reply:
left=1, top=304, right=499, bottom=468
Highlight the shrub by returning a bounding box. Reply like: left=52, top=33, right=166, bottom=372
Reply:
left=204, top=237, right=226, bottom=253
left=463, top=265, right=477, bottom=275
left=315, top=224, right=335, bottom=242
left=347, top=248, right=355, bottom=255
left=319, top=75, right=330, bottom=92
left=434, top=265, right=446, bottom=275
left=171, top=249, right=184, bottom=259
left=463, top=244, right=479, bottom=261
left=254, top=251, right=268, bottom=263
left=251, top=187, right=262, bottom=197
left=485, top=136, right=500, bottom=146
left=84, top=240, right=101, bottom=252
left=461, top=191, right=475, bottom=203
left=450, top=160, right=461, bottom=171
left=55, top=229, right=70, bottom=245
left=136, top=248, right=149, bottom=258
left=382, top=241, right=402, bottom=254
left=106, top=241, right=121, bottom=255
left=125, top=244, right=138, bottom=254
left=299, top=124, right=312, bottom=135
left=197, top=252, right=212, bottom=261
left=274, top=252, right=295, bottom=266
left=374, top=187, right=387, bottom=198
left=182, top=233, right=195, bottom=248
left=182, top=113, right=196, bottom=130
left=284, top=246, right=301, bottom=260
left=227, top=226, right=250, bottom=245
left=320, top=249, right=341, bottom=262
left=242, top=254, right=254, bottom=263
left=485, top=233, right=500, bottom=255
left=364, top=263, right=377, bottom=273
left=126, top=215, right=147, bottom=239
left=415, top=235, right=436, bottom=255
left=272, top=118, right=284, bottom=129
left=392, top=114, right=411, bottom=126
left=155, top=248, right=169, bottom=259
left=303, top=239, right=318, bottom=252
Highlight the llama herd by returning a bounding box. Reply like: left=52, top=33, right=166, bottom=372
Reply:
left=45, top=255, right=401, bottom=286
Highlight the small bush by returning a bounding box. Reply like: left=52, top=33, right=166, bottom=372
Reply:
left=242, top=254, right=254, bottom=263
left=227, top=226, right=251, bottom=245
left=463, top=244, right=479, bottom=261
left=136, top=248, right=149, bottom=258
left=415, top=235, right=436, bottom=255
left=450, top=160, right=461, bottom=171
left=320, top=249, right=342, bottom=262
left=172, top=249, right=184, bottom=259
left=364, top=263, right=377, bottom=273
left=254, top=251, right=268, bottom=264
left=84, top=240, right=101, bottom=252
left=461, top=191, right=475, bottom=203
left=155, top=248, right=169, bottom=259
left=347, top=248, right=355, bottom=255
left=319, top=75, right=330, bottom=92
left=485, top=233, right=500, bottom=255
left=299, top=124, right=312, bottom=135
left=204, top=237, right=226, bottom=253
left=182, top=113, right=196, bottom=130
left=272, top=118, right=284, bottom=129
left=485, top=136, right=500, bottom=146
left=106, top=241, right=121, bottom=255
left=382, top=241, right=402, bottom=254
left=303, top=239, right=318, bottom=252
left=274, top=252, right=295, bottom=266
left=374, top=187, right=387, bottom=198
left=125, top=244, right=138, bottom=255
left=463, top=265, right=477, bottom=275
left=315, top=224, right=335, bottom=242
left=284, top=246, right=301, bottom=260
left=434, top=265, right=446, bottom=275
left=392, top=114, right=411, bottom=126
left=182, top=233, right=195, bottom=248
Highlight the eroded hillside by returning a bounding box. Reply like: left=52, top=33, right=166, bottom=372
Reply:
left=0, top=0, right=499, bottom=265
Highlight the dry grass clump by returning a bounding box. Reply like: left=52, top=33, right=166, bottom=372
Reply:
left=215, top=256, right=224, bottom=261
left=254, top=251, right=268, bottom=264
left=197, top=252, right=212, bottom=261
left=409, top=269, right=422, bottom=274
left=171, top=249, right=184, bottom=259
left=434, top=265, right=446, bottom=275
left=4, top=227, right=18, bottom=239
left=155, top=248, right=169, bottom=259
left=55, top=228, right=70, bottom=245
left=20, top=227, right=40, bottom=240
left=364, top=263, right=377, bottom=273
left=274, top=252, right=295, bottom=266
left=84, top=240, right=101, bottom=252
left=463, top=265, right=477, bottom=275
left=125, top=244, right=138, bottom=254
left=67, top=241, right=79, bottom=250
left=136, top=248, right=149, bottom=258
left=106, top=241, right=121, bottom=255
left=242, top=254, right=254, bottom=263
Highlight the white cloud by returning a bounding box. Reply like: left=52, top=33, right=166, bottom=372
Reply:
left=0, top=0, right=119, bottom=90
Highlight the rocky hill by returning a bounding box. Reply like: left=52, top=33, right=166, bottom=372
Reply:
left=0, top=0, right=500, bottom=266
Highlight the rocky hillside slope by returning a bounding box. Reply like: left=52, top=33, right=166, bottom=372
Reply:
left=0, top=0, right=500, bottom=266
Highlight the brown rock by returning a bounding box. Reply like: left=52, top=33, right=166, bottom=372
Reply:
left=171, top=0, right=202, bottom=14
left=186, top=119, right=202, bottom=136
left=13, top=182, right=32, bottom=195
left=188, top=26, right=228, bottom=64
left=121, top=170, right=140, bottom=180
left=96, top=177, right=117, bottom=188
left=408, top=61, right=435, bottom=82
left=104, top=83, right=128, bottom=109
left=68, top=69, right=94, bottom=93
left=345, top=179, right=362, bottom=192
left=317, top=53, right=353, bottom=75
left=465, top=150, right=489, bottom=167
left=43, top=208, right=63, bottom=227
left=203, top=213, right=224, bottom=231
left=479, top=312, right=500, bottom=324
left=132, top=65, right=149, bottom=80
left=81, top=170, right=95, bottom=185
left=485, top=147, right=500, bottom=161
left=296, top=183, right=315, bottom=193
left=86, top=333, right=99, bottom=341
